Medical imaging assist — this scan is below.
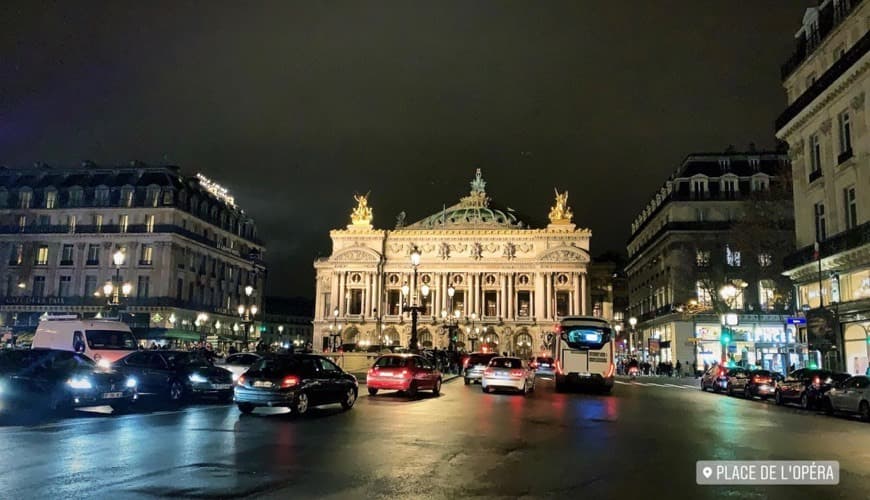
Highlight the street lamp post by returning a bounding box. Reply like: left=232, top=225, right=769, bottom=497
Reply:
left=628, top=317, right=637, bottom=358
left=466, top=312, right=480, bottom=352
left=330, top=307, right=340, bottom=352
left=195, top=312, right=209, bottom=344
left=440, top=284, right=461, bottom=352
left=402, top=246, right=429, bottom=352
left=102, top=249, right=132, bottom=319
left=237, top=285, right=258, bottom=350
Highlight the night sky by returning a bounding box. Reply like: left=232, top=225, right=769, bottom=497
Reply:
left=1, top=1, right=816, bottom=297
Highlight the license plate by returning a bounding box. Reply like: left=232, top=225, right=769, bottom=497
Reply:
left=578, top=373, right=591, bottom=378
left=496, top=370, right=508, bottom=377
left=212, top=384, right=231, bottom=390
left=254, top=381, right=272, bottom=388
left=102, top=392, right=123, bottom=399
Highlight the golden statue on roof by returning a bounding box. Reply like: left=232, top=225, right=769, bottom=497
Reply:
left=350, top=192, right=373, bottom=228
left=549, top=188, right=573, bottom=224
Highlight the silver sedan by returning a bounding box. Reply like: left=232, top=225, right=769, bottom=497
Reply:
left=481, top=357, right=536, bottom=395
left=823, top=375, right=869, bottom=421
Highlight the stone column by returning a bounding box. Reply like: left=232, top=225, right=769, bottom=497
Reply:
left=467, top=273, right=474, bottom=317
left=534, top=273, right=544, bottom=320
left=573, top=273, right=581, bottom=315
left=338, top=271, right=346, bottom=316
left=363, top=273, right=371, bottom=318
left=507, top=273, right=514, bottom=320
left=330, top=271, right=339, bottom=320
left=544, top=274, right=551, bottom=320
left=581, top=272, right=587, bottom=316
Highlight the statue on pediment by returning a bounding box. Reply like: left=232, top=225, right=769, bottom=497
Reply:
left=548, top=188, right=573, bottom=224
left=349, top=192, right=373, bottom=228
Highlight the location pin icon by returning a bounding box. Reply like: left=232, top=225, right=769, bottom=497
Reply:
left=702, top=467, right=712, bottom=479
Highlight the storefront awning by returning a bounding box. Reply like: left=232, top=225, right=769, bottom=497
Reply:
left=164, top=330, right=201, bottom=341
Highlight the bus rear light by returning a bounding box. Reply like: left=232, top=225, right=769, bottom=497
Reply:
left=605, top=363, right=615, bottom=378
left=554, top=360, right=563, bottom=375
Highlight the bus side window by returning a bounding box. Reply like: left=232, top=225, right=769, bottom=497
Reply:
left=73, top=331, right=86, bottom=353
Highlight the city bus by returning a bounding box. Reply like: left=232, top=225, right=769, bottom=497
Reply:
left=553, top=316, right=615, bottom=393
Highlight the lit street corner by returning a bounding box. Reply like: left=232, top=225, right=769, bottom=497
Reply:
left=1, top=378, right=868, bottom=499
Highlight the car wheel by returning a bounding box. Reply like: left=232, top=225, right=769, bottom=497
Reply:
left=432, top=379, right=442, bottom=396
left=340, top=387, right=357, bottom=410
left=464, top=378, right=470, bottom=385
left=293, top=392, right=310, bottom=416
left=407, top=382, right=419, bottom=399
left=775, top=390, right=783, bottom=406
left=743, top=385, right=751, bottom=399
left=859, top=401, right=870, bottom=422
left=727, top=384, right=734, bottom=397
left=482, top=385, right=490, bottom=394
left=521, top=381, right=529, bottom=396
left=168, top=380, right=185, bottom=404
left=368, top=387, right=378, bottom=396
left=800, top=392, right=810, bottom=410
left=237, top=403, right=255, bottom=414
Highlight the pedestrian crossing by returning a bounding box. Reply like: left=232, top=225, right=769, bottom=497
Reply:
left=614, top=380, right=698, bottom=390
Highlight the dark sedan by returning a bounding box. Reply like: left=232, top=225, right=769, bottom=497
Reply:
left=775, top=368, right=850, bottom=409
left=0, top=349, right=137, bottom=414
left=234, top=354, right=358, bottom=416
left=113, top=350, right=233, bottom=404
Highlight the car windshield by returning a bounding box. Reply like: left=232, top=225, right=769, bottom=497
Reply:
left=561, top=325, right=611, bottom=350
left=374, top=356, right=407, bottom=368
left=166, top=352, right=212, bottom=369
left=489, top=358, right=522, bottom=369
left=86, top=330, right=137, bottom=350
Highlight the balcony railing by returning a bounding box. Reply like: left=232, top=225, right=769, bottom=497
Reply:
left=0, top=223, right=261, bottom=260
left=837, top=148, right=854, bottom=164
left=777, top=28, right=870, bottom=130
left=780, top=0, right=862, bottom=80
left=0, top=294, right=248, bottom=315
left=784, top=219, right=870, bottom=269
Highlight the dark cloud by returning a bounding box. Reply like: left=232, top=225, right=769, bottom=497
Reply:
left=0, top=1, right=815, bottom=296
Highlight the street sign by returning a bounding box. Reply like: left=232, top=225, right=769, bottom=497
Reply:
left=786, top=317, right=807, bottom=326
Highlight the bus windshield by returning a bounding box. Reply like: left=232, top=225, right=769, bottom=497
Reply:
left=85, top=330, right=137, bottom=350
left=561, top=326, right=611, bottom=350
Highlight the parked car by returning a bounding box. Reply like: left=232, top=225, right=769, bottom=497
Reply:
left=775, top=368, right=849, bottom=409
left=0, top=348, right=137, bottom=414
left=481, top=357, right=535, bottom=395
left=234, top=354, right=358, bottom=416
left=822, top=375, right=870, bottom=421
left=366, top=354, right=442, bottom=397
left=530, top=356, right=555, bottom=376
left=724, top=367, right=751, bottom=396
left=464, top=352, right=499, bottom=385
left=113, top=350, right=233, bottom=404
left=217, top=352, right=261, bottom=382
left=743, top=370, right=783, bottom=399
left=700, top=365, right=728, bottom=393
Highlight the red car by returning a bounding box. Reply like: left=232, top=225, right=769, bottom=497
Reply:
left=366, top=354, right=442, bottom=398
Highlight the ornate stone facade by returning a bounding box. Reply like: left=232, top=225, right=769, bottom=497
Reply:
left=313, top=170, right=591, bottom=357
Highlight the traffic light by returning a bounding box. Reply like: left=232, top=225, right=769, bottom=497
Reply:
left=720, top=331, right=731, bottom=344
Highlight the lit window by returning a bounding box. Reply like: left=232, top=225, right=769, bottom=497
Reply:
left=19, top=190, right=32, bottom=208
left=759, top=280, right=777, bottom=311
left=67, top=215, right=77, bottom=233
left=120, top=215, right=129, bottom=233
left=696, top=282, right=712, bottom=307
left=94, top=214, right=103, bottom=232
left=838, top=110, right=852, bottom=154
left=726, top=245, right=741, bottom=267
left=696, top=250, right=710, bottom=267
left=140, top=244, right=153, bottom=265
left=18, top=215, right=26, bottom=231
left=45, top=191, right=57, bottom=209
left=814, top=202, right=827, bottom=241
left=35, top=246, right=49, bottom=265
left=844, top=187, right=857, bottom=229
left=758, top=253, right=773, bottom=268
left=810, top=134, right=822, bottom=173
left=145, top=214, right=155, bottom=233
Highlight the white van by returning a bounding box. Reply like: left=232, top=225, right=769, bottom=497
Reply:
left=32, top=318, right=138, bottom=368
left=553, top=316, right=615, bottom=393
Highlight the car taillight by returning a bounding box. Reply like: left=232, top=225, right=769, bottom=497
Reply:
left=718, top=369, right=726, bottom=378
left=463, top=358, right=470, bottom=368
left=484, top=368, right=495, bottom=376
left=237, top=375, right=246, bottom=386
left=812, top=376, right=820, bottom=387
left=605, top=363, right=615, bottom=378
left=368, top=367, right=377, bottom=376
left=509, top=369, right=524, bottom=378
left=281, top=375, right=300, bottom=388
left=530, top=361, right=538, bottom=368
left=554, top=360, right=563, bottom=375
left=754, top=376, right=771, bottom=384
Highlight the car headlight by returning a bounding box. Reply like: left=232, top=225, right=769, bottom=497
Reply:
left=231, top=373, right=240, bottom=382
left=97, top=359, right=111, bottom=369
left=67, top=377, right=93, bottom=390
left=189, top=373, right=208, bottom=383
left=125, top=377, right=137, bottom=388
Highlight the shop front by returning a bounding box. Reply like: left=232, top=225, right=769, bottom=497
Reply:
left=693, top=316, right=805, bottom=375
left=842, top=321, right=869, bottom=375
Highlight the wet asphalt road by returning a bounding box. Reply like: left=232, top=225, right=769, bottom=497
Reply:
left=1, top=376, right=868, bottom=500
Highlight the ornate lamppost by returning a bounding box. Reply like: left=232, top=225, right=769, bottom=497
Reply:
left=102, top=248, right=132, bottom=319
left=628, top=316, right=637, bottom=358
left=237, top=285, right=258, bottom=350
left=401, top=246, right=430, bottom=352
left=466, top=312, right=480, bottom=352
left=440, top=284, right=461, bottom=352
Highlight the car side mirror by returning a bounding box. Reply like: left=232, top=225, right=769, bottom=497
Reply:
left=560, top=332, right=568, bottom=342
